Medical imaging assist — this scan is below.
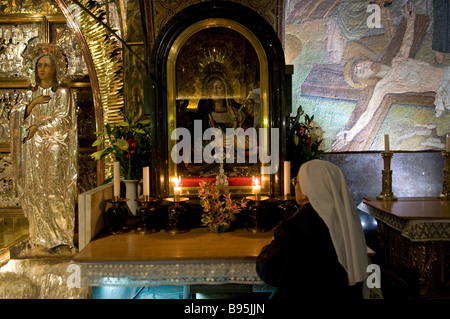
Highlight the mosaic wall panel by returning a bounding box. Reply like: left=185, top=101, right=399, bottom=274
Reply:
left=284, top=0, right=449, bottom=152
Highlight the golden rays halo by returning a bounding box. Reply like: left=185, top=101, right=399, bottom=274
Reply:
left=197, top=46, right=243, bottom=99
left=197, top=46, right=242, bottom=100
left=177, top=38, right=247, bottom=108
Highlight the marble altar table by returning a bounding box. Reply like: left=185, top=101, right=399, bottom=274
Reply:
left=71, top=228, right=273, bottom=290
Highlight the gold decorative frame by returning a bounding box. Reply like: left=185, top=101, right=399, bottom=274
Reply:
left=166, top=18, right=270, bottom=196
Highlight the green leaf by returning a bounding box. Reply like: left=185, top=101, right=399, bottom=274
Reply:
left=293, top=135, right=299, bottom=146
left=91, top=149, right=107, bottom=160
left=139, top=119, right=151, bottom=125
left=128, top=110, right=135, bottom=121
left=294, top=111, right=301, bottom=125
left=114, top=138, right=129, bottom=151
left=118, top=121, right=129, bottom=127
left=304, top=114, right=311, bottom=124
left=105, top=124, right=112, bottom=136
left=92, top=139, right=104, bottom=147
left=101, top=176, right=113, bottom=186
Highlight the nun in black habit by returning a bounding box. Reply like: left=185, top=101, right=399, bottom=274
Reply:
left=256, top=160, right=368, bottom=299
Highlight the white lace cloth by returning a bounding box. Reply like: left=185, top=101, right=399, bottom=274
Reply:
left=72, top=260, right=265, bottom=288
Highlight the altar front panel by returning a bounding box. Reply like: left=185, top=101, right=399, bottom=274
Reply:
left=72, top=228, right=273, bottom=288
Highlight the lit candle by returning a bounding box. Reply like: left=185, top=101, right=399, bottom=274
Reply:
left=143, top=166, right=150, bottom=196
left=113, top=161, right=120, bottom=198
left=284, top=161, right=291, bottom=196
left=174, top=176, right=181, bottom=200
left=253, top=176, right=261, bottom=200
left=446, top=135, right=450, bottom=152
left=384, top=134, right=390, bottom=152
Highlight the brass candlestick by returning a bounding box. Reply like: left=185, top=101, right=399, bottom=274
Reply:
left=377, top=151, right=397, bottom=201
left=439, top=151, right=450, bottom=200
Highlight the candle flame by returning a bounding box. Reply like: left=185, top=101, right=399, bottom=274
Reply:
left=174, top=175, right=181, bottom=187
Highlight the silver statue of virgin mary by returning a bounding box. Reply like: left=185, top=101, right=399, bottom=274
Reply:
left=10, top=43, right=78, bottom=250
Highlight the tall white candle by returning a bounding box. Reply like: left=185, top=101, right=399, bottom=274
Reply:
left=143, top=166, right=150, bottom=196
left=284, top=161, right=291, bottom=195
left=384, top=134, right=390, bottom=152
left=253, top=177, right=261, bottom=200
left=174, top=176, right=181, bottom=199
left=446, top=135, right=450, bottom=152
left=113, top=161, right=120, bottom=197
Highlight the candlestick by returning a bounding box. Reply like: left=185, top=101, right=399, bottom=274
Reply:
left=105, top=197, right=129, bottom=234
left=113, top=161, right=120, bottom=199
left=384, top=134, right=390, bottom=152
left=246, top=194, right=270, bottom=233
left=376, top=151, right=397, bottom=201
left=174, top=175, right=181, bottom=201
left=446, top=135, right=450, bottom=152
left=439, top=151, right=450, bottom=200
left=163, top=196, right=189, bottom=235
left=136, top=197, right=159, bottom=234
left=143, top=166, right=150, bottom=196
left=284, top=161, right=291, bottom=197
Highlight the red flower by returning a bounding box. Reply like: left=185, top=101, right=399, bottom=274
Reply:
left=127, top=138, right=138, bottom=154
left=303, top=136, right=311, bottom=148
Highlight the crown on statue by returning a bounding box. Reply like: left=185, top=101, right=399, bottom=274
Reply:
left=198, top=47, right=241, bottom=97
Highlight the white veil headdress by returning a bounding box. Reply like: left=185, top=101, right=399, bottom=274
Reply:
left=298, top=159, right=368, bottom=285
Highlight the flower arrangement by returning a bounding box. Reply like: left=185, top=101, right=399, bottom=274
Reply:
left=286, top=105, right=324, bottom=175
left=91, top=111, right=151, bottom=182
left=198, top=181, right=247, bottom=233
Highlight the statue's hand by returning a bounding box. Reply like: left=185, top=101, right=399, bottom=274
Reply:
left=26, top=95, right=51, bottom=117
left=32, top=95, right=51, bottom=105
left=23, top=125, right=38, bottom=144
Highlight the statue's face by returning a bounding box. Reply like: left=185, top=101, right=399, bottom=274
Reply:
left=36, top=56, right=55, bottom=81
left=211, top=79, right=225, bottom=100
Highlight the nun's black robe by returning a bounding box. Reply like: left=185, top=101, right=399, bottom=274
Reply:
left=256, top=203, right=363, bottom=299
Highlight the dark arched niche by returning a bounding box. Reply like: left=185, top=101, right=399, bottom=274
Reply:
left=149, top=1, right=287, bottom=199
